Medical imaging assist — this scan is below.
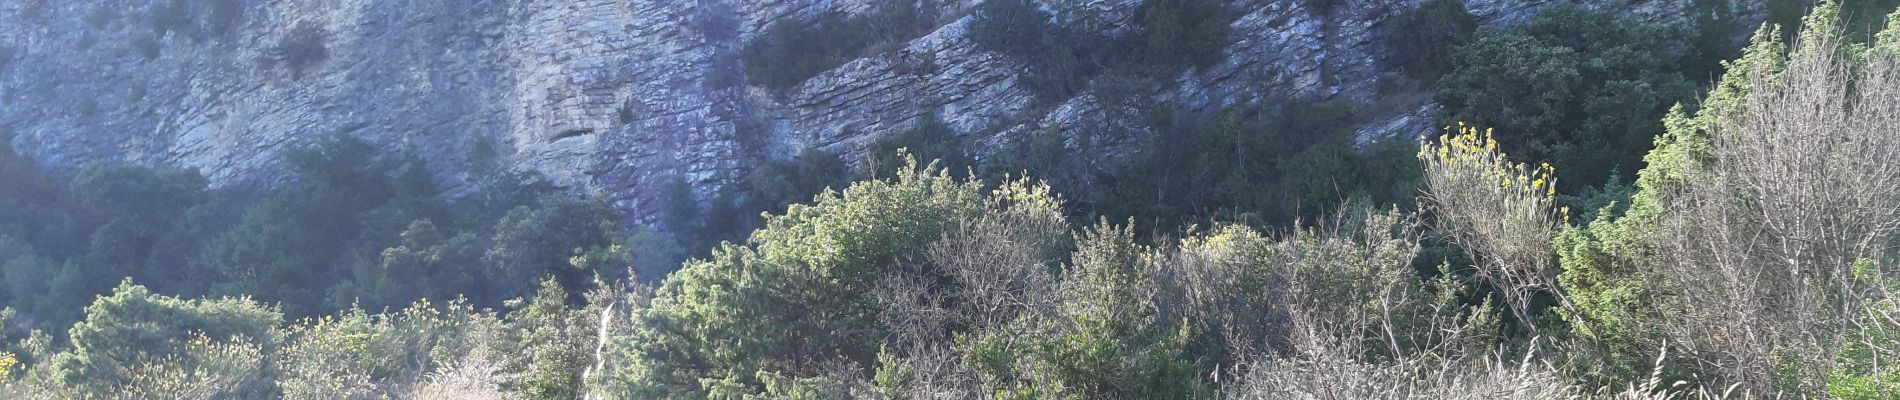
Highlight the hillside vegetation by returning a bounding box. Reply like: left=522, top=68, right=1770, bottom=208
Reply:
left=3, top=2, right=1900, bottom=399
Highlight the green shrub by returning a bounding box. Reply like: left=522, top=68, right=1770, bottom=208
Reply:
left=970, top=0, right=1111, bottom=103
left=656, top=175, right=700, bottom=237
left=982, top=124, right=1088, bottom=205
left=741, top=148, right=848, bottom=228
left=866, top=113, right=969, bottom=179
left=277, top=300, right=501, bottom=399
left=1384, top=0, right=1476, bottom=82
left=971, top=0, right=1227, bottom=103
left=1557, top=7, right=1900, bottom=390
left=1131, top=0, right=1231, bottom=73
left=48, top=281, right=282, bottom=398
left=743, top=1, right=927, bottom=90
left=505, top=279, right=596, bottom=400
left=1085, top=98, right=1376, bottom=229
left=484, top=195, right=624, bottom=300
left=341, top=220, right=481, bottom=311
left=1768, top=0, right=1898, bottom=42
left=1436, top=5, right=1696, bottom=192
left=603, top=155, right=992, bottom=397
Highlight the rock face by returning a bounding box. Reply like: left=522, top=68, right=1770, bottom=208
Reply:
left=0, top=0, right=1748, bottom=224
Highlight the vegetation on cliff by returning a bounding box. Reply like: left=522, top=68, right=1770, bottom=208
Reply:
left=4, top=1, right=1900, bottom=399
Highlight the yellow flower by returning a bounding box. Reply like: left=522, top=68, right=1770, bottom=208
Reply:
left=1, top=352, right=17, bottom=380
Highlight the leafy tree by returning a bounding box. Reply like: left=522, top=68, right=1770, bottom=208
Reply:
left=67, top=165, right=210, bottom=294
left=206, top=201, right=327, bottom=316
left=970, top=0, right=1227, bottom=103
left=1384, top=0, right=1478, bottom=82
left=340, top=219, right=481, bottom=311
left=1769, top=0, right=1898, bottom=42
left=1438, top=36, right=1580, bottom=155
left=68, top=165, right=206, bottom=233
left=0, top=239, right=85, bottom=326
left=605, top=154, right=989, bottom=397
left=623, top=226, right=689, bottom=282
left=1437, top=6, right=1698, bottom=192
left=485, top=195, right=624, bottom=300
left=383, top=156, right=451, bottom=229
left=205, top=135, right=401, bottom=315
left=505, top=278, right=600, bottom=399
left=285, top=135, right=396, bottom=226
left=0, top=132, right=81, bottom=268
left=655, top=148, right=854, bottom=260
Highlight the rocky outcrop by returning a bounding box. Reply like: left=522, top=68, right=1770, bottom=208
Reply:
left=0, top=0, right=1751, bottom=224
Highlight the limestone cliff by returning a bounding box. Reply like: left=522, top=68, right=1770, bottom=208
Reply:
left=0, top=0, right=1750, bottom=224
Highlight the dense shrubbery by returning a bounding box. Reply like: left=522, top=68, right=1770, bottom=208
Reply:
left=0, top=132, right=672, bottom=326
left=743, top=1, right=930, bottom=91
left=1436, top=5, right=1698, bottom=192
left=968, top=0, right=1230, bottom=103
left=866, top=113, right=970, bottom=179
left=7, top=2, right=1900, bottom=399
left=1383, top=0, right=1477, bottom=82
left=571, top=155, right=1491, bottom=397
left=1058, top=97, right=1417, bottom=230
left=1132, top=0, right=1232, bottom=72
left=1769, top=0, right=1898, bottom=42
left=743, top=148, right=849, bottom=219
left=967, top=0, right=1106, bottom=102
left=1555, top=8, right=1900, bottom=393
left=0, top=132, right=688, bottom=397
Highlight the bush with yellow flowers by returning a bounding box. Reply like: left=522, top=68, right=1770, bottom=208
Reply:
left=0, top=352, right=15, bottom=381
left=1419, top=123, right=1569, bottom=328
